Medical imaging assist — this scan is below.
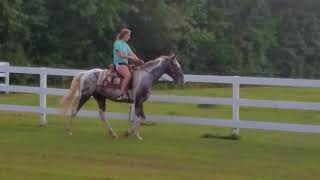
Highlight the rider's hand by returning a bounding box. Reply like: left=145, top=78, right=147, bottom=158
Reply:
left=134, top=59, right=144, bottom=66
left=137, top=59, right=144, bottom=65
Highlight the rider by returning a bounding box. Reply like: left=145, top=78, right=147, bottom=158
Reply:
left=113, top=28, right=142, bottom=100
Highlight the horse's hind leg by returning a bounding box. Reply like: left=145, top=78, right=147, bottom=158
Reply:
left=66, top=95, right=90, bottom=135
left=93, top=94, right=118, bottom=138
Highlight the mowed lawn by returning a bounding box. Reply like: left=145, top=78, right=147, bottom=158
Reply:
left=1, top=86, right=320, bottom=179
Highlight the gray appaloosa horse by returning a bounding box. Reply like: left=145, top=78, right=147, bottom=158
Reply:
left=60, top=54, right=184, bottom=140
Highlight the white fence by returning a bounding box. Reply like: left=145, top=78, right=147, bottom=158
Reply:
left=1, top=65, right=320, bottom=135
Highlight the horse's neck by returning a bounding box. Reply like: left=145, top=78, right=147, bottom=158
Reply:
left=142, top=58, right=168, bottom=81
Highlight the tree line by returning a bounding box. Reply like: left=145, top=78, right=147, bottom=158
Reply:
left=1, top=0, right=320, bottom=78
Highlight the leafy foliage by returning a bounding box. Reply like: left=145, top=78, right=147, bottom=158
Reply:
left=1, top=0, right=320, bottom=78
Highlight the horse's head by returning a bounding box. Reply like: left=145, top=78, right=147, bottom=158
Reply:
left=165, top=54, right=184, bottom=85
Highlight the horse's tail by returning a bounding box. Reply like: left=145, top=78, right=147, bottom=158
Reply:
left=59, top=73, right=83, bottom=115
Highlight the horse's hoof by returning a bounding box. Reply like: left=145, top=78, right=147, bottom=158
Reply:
left=108, top=131, right=118, bottom=139
left=112, top=133, right=119, bottom=139
left=136, top=135, right=143, bottom=140
left=124, top=131, right=130, bottom=138
left=65, top=128, right=73, bottom=136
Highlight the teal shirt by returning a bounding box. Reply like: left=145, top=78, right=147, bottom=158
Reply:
left=113, top=40, right=132, bottom=65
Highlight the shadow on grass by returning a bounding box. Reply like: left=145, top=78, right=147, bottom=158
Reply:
left=197, top=104, right=218, bottom=109
left=201, top=133, right=241, bottom=140
left=141, top=121, right=157, bottom=126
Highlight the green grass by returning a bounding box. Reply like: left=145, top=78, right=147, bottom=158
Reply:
left=0, top=112, right=320, bottom=180
left=1, top=86, right=320, bottom=179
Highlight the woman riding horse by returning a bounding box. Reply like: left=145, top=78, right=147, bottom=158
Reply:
left=60, top=48, right=184, bottom=140
left=113, top=28, right=144, bottom=100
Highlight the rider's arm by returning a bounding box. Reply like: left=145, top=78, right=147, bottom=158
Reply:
left=129, top=52, right=139, bottom=61
left=117, top=51, right=138, bottom=61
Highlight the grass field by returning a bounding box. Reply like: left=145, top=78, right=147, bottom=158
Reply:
left=1, top=86, right=320, bottom=179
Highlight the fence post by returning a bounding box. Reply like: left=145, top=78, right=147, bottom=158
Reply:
left=232, top=76, right=240, bottom=136
left=0, top=62, right=9, bottom=94
left=40, top=68, right=47, bottom=126
left=4, top=63, right=9, bottom=94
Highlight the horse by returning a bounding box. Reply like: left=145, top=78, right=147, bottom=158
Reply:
left=60, top=54, right=184, bottom=140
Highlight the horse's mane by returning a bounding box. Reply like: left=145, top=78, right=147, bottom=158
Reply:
left=141, top=55, right=169, bottom=69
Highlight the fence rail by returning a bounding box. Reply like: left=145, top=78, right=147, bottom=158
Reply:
left=1, top=65, right=320, bottom=135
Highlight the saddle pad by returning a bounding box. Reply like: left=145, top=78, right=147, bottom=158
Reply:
left=97, top=69, right=122, bottom=89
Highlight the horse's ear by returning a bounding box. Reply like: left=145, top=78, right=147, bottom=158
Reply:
left=170, top=54, right=177, bottom=61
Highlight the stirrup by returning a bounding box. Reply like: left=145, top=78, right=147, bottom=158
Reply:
left=116, top=93, right=129, bottom=101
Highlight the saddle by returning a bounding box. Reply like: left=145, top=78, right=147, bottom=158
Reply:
left=97, top=64, right=136, bottom=90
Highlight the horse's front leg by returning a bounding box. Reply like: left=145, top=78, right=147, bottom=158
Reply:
left=126, top=71, right=149, bottom=139
left=126, top=103, right=143, bottom=140
left=138, top=103, right=155, bottom=126
left=126, top=104, right=135, bottom=135
left=133, top=116, right=143, bottom=140
left=133, top=102, right=143, bottom=140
